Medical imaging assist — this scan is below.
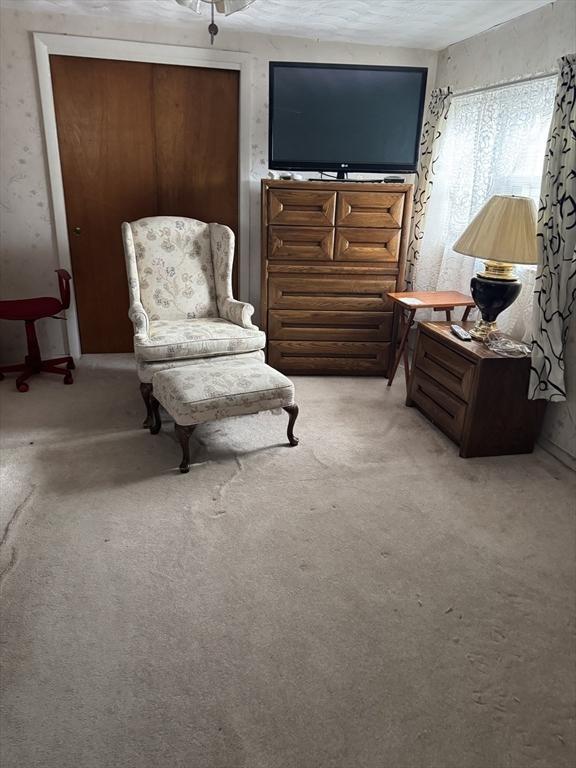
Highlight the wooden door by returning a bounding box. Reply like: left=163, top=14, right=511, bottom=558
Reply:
left=50, top=56, right=240, bottom=353
left=153, top=65, right=239, bottom=280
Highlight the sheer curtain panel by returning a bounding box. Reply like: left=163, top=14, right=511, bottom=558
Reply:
left=413, top=76, right=557, bottom=339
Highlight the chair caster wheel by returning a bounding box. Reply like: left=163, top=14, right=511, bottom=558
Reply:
left=64, top=373, right=73, bottom=385
left=17, top=382, right=29, bottom=393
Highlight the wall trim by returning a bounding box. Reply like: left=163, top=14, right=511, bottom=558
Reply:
left=33, top=32, right=252, bottom=359
left=538, top=437, right=576, bottom=473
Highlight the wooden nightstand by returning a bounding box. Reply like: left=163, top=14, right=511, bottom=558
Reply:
left=406, top=322, right=546, bottom=457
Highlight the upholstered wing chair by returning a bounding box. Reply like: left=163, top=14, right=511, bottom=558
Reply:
left=122, top=216, right=265, bottom=426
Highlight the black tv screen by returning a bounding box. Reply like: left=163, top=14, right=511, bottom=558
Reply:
left=269, top=62, right=428, bottom=174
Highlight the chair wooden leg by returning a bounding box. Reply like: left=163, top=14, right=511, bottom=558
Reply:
left=149, top=395, right=161, bottom=435
left=283, top=404, right=299, bottom=446
left=140, top=382, right=154, bottom=429
left=175, top=423, right=196, bottom=473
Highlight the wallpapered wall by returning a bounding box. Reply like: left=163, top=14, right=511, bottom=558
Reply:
left=437, top=0, right=576, bottom=466
left=0, top=6, right=436, bottom=364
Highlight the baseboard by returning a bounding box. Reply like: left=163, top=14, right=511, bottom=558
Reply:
left=538, top=437, right=576, bottom=472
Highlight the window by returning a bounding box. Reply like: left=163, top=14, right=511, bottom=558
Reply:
left=415, top=76, right=557, bottom=339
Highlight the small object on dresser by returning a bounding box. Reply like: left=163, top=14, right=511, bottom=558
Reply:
left=450, top=324, right=472, bottom=341
left=486, top=337, right=531, bottom=357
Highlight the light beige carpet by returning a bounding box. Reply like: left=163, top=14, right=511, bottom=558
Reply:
left=1, top=355, right=575, bottom=768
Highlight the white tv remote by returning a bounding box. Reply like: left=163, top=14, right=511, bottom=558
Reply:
left=451, top=324, right=472, bottom=341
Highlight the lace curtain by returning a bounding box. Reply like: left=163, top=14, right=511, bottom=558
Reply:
left=413, top=76, right=557, bottom=338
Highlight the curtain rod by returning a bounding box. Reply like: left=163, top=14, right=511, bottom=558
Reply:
left=454, top=70, right=557, bottom=98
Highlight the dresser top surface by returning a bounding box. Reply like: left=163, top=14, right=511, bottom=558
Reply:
left=420, top=321, right=529, bottom=362
left=261, top=179, right=413, bottom=193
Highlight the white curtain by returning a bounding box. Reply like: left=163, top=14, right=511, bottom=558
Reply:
left=404, top=87, right=452, bottom=290
left=413, top=76, right=557, bottom=338
left=530, top=55, right=576, bottom=401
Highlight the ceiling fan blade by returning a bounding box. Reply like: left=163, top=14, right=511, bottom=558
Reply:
left=218, top=0, right=258, bottom=16
left=174, top=0, right=202, bottom=14
left=175, top=0, right=257, bottom=17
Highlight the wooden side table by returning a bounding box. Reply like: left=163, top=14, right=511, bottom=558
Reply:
left=387, top=291, right=476, bottom=388
left=406, top=321, right=546, bottom=457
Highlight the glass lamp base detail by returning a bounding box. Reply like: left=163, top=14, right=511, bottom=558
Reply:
left=469, top=318, right=499, bottom=341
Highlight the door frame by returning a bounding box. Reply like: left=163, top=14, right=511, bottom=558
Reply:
left=34, top=32, right=252, bottom=359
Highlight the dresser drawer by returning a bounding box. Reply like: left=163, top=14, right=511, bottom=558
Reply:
left=268, top=189, right=336, bottom=226
left=269, top=340, right=390, bottom=374
left=414, top=332, right=475, bottom=402
left=410, top=369, right=467, bottom=441
left=268, top=310, right=393, bottom=341
left=268, top=276, right=396, bottom=311
left=336, top=191, right=404, bottom=228
left=268, top=226, right=334, bottom=261
left=335, top=227, right=400, bottom=262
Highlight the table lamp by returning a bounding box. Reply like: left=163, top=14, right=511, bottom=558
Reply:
left=452, top=195, right=538, bottom=340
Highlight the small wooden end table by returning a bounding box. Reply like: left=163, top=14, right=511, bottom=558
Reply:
left=387, top=291, right=476, bottom=388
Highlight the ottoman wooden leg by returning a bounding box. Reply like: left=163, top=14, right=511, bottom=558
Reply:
left=175, top=423, right=196, bottom=474
left=283, top=404, right=299, bottom=446
left=149, top=395, right=161, bottom=435
left=140, top=382, right=154, bottom=429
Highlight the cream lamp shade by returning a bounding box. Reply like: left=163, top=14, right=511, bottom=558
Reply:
left=453, top=195, right=538, bottom=276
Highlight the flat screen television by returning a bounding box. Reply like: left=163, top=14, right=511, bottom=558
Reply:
left=269, top=62, right=428, bottom=177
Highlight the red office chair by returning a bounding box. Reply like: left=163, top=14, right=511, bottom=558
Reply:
left=0, top=269, right=75, bottom=392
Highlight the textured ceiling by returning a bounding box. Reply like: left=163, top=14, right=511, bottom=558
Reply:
left=2, top=0, right=553, bottom=50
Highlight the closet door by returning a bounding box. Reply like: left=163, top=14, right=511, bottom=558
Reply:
left=51, top=56, right=157, bottom=353
left=152, top=65, right=240, bottom=294
left=50, top=57, right=240, bottom=353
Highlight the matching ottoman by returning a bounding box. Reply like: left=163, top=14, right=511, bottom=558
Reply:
left=149, top=357, right=299, bottom=473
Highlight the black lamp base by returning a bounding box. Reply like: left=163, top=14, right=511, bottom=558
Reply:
left=470, top=275, right=522, bottom=341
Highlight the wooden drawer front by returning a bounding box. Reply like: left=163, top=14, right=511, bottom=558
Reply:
left=268, top=310, right=393, bottom=341
left=336, top=191, right=404, bottom=228
left=269, top=340, right=390, bottom=374
left=411, top=370, right=467, bottom=441
left=335, top=228, right=400, bottom=262
left=415, top=332, right=475, bottom=402
left=268, top=276, right=396, bottom=311
left=268, top=189, right=336, bottom=226
left=269, top=226, right=334, bottom=261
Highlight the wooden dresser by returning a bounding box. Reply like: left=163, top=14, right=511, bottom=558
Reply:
left=407, top=322, right=546, bottom=457
left=260, top=179, right=413, bottom=374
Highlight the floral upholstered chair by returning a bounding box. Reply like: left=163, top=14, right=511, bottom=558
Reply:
left=122, top=216, right=265, bottom=426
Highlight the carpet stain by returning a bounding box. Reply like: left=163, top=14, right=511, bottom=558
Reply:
left=0, top=484, right=35, bottom=587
